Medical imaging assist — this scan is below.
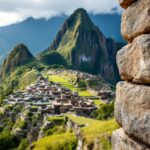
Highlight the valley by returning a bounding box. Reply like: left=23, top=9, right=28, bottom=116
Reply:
left=0, top=69, right=118, bottom=150
left=0, top=0, right=149, bottom=149
left=0, top=7, right=123, bottom=150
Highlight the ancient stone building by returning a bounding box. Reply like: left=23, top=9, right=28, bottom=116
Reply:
left=112, top=0, right=150, bottom=149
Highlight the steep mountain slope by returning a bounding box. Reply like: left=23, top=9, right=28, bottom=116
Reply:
left=0, top=13, right=123, bottom=64
left=0, top=44, right=34, bottom=79
left=44, top=8, right=122, bottom=84
left=0, top=43, right=48, bottom=101
left=37, top=50, right=67, bottom=66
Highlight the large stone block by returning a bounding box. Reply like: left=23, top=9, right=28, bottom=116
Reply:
left=112, top=128, right=150, bottom=150
left=121, top=0, right=150, bottom=42
left=115, top=82, right=150, bottom=146
left=119, top=0, right=136, bottom=9
left=117, top=34, right=150, bottom=84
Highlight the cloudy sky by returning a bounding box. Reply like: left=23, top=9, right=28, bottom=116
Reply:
left=0, top=0, right=121, bottom=27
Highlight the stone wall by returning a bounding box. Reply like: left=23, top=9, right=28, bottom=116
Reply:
left=65, top=118, right=103, bottom=150
left=112, top=0, right=150, bottom=149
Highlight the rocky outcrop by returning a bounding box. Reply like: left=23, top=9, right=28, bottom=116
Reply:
left=115, top=82, right=150, bottom=145
left=112, top=0, right=150, bottom=149
left=117, top=34, right=150, bottom=84
left=121, top=0, right=150, bottom=42
left=66, top=118, right=103, bottom=150
left=112, top=128, right=150, bottom=150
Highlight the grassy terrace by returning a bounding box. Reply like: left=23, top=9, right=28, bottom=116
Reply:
left=93, top=99, right=105, bottom=106
left=65, top=114, right=119, bottom=149
left=48, top=75, right=92, bottom=97
left=33, top=132, right=77, bottom=150
left=46, top=74, right=104, bottom=106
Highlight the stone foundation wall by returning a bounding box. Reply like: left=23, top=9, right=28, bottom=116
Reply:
left=112, top=0, right=150, bottom=149
left=65, top=118, right=103, bottom=150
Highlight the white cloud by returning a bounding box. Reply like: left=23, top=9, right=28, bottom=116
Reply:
left=0, top=0, right=121, bottom=26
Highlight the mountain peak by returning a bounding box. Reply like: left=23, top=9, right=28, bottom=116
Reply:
left=70, top=8, right=93, bottom=28
left=73, top=8, right=87, bottom=15
left=0, top=44, right=33, bottom=79
left=12, top=43, right=32, bottom=54
left=48, top=8, right=98, bottom=51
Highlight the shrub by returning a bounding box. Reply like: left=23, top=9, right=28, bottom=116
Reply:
left=39, top=51, right=67, bottom=66
left=17, top=139, right=29, bottom=150
left=45, top=126, right=65, bottom=136
left=91, top=101, right=114, bottom=120
left=77, top=79, right=87, bottom=88
left=0, top=130, right=17, bottom=150
left=48, top=116, right=65, bottom=125
left=14, top=119, right=27, bottom=129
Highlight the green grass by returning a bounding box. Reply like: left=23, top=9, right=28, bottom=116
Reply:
left=0, top=68, right=38, bottom=101
left=44, top=116, right=66, bottom=136
left=48, top=116, right=64, bottom=122
left=33, top=132, right=77, bottom=150
left=65, top=114, right=119, bottom=149
left=48, top=75, right=92, bottom=97
left=18, top=69, right=38, bottom=90
left=31, top=106, right=39, bottom=109
left=47, top=74, right=106, bottom=106
left=93, top=99, right=105, bottom=106
left=48, top=116, right=65, bottom=125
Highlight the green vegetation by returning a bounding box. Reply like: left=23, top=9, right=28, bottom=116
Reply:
left=0, top=130, right=18, bottom=150
left=56, top=11, right=81, bottom=64
left=92, top=101, right=114, bottom=120
left=46, top=73, right=105, bottom=106
left=44, top=116, right=65, bottom=136
left=65, top=114, right=119, bottom=149
left=38, top=51, right=67, bottom=67
left=14, top=119, right=27, bottom=129
left=18, top=69, right=38, bottom=89
left=93, top=99, right=105, bottom=106
left=48, top=75, right=92, bottom=97
left=45, top=126, right=65, bottom=136
left=48, top=116, right=65, bottom=125
left=1, top=44, right=33, bottom=79
left=46, top=8, right=105, bottom=74
left=0, top=67, right=39, bottom=102
left=33, top=132, right=77, bottom=150
left=17, top=139, right=29, bottom=150
left=0, top=43, right=48, bottom=102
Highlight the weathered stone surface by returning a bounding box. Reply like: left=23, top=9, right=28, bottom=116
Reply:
left=119, top=0, right=136, bottom=9
left=121, top=0, right=150, bottom=42
left=115, top=82, right=150, bottom=146
left=117, top=34, right=150, bottom=84
left=112, top=128, right=150, bottom=150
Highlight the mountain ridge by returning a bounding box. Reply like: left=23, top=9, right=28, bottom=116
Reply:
left=0, top=8, right=124, bottom=85
left=0, top=44, right=34, bottom=79
left=0, top=12, right=124, bottom=63
left=40, top=8, right=122, bottom=84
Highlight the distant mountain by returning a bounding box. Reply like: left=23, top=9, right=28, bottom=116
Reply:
left=40, top=8, right=123, bottom=84
left=0, top=44, right=33, bottom=79
left=0, top=12, right=123, bottom=63
left=0, top=16, right=67, bottom=64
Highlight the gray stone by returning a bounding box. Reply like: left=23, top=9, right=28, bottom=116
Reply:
left=121, top=0, right=150, bottom=42
left=117, top=34, right=150, bottom=84
left=115, top=82, right=150, bottom=146
left=112, top=128, right=150, bottom=150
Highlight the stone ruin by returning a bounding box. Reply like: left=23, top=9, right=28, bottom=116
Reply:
left=112, top=0, right=150, bottom=149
